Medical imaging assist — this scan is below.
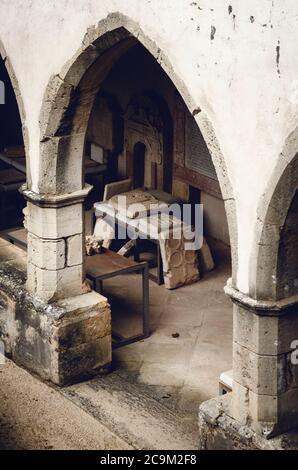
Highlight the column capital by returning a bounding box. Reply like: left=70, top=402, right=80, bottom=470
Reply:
left=20, top=184, right=92, bottom=208
left=224, top=280, right=298, bottom=316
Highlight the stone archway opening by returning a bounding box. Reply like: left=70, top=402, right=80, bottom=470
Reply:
left=224, top=146, right=298, bottom=440
left=20, top=15, right=237, bottom=400
left=0, top=52, right=29, bottom=363
left=46, top=28, right=232, bottom=406
left=0, top=54, right=26, bottom=233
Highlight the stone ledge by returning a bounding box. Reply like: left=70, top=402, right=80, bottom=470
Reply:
left=225, top=281, right=298, bottom=317
left=20, top=184, right=92, bottom=208
left=198, top=395, right=298, bottom=450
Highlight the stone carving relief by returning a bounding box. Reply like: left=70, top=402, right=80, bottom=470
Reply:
left=122, top=95, right=164, bottom=190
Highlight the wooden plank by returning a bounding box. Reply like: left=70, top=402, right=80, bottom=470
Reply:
left=4, top=227, right=28, bottom=248
left=4, top=145, right=25, bottom=158
left=173, top=164, right=222, bottom=199
left=0, top=168, right=26, bottom=184
left=86, top=248, right=138, bottom=279
left=0, top=153, right=26, bottom=174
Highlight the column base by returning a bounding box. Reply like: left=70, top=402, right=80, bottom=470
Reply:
left=0, top=251, right=111, bottom=385
left=198, top=395, right=298, bottom=450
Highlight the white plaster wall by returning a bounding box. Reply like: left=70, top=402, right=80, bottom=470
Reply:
left=201, top=192, right=230, bottom=246
left=0, top=0, right=297, bottom=293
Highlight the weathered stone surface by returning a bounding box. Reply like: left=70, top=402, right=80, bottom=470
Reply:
left=52, top=292, right=112, bottom=384
left=58, top=336, right=111, bottom=384
left=233, top=341, right=286, bottom=395
left=230, top=300, right=298, bottom=436
left=26, top=202, right=83, bottom=239
left=234, top=301, right=298, bottom=356
left=39, top=74, right=74, bottom=138
left=93, top=217, right=114, bottom=248
left=233, top=305, right=277, bottom=355
left=55, top=291, right=111, bottom=347
left=39, top=133, right=86, bottom=194
left=0, top=290, right=17, bottom=355
left=160, top=236, right=199, bottom=289
left=67, top=234, right=83, bottom=266
left=198, top=395, right=298, bottom=450
left=28, top=232, right=65, bottom=270
left=230, top=380, right=249, bottom=426
left=27, top=262, right=83, bottom=302
left=0, top=257, right=112, bottom=386
left=231, top=381, right=298, bottom=437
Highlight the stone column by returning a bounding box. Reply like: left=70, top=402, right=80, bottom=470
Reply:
left=13, top=185, right=113, bottom=385
left=198, top=283, right=298, bottom=449
left=22, top=186, right=91, bottom=303
left=226, top=284, right=298, bottom=439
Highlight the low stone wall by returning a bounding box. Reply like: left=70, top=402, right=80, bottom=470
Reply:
left=198, top=395, right=298, bottom=450
left=0, top=242, right=112, bottom=385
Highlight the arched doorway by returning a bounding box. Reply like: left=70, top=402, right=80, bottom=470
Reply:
left=0, top=53, right=26, bottom=232
left=26, top=13, right=237, bottom=403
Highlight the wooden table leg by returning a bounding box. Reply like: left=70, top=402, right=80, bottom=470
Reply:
left=142, top=262, right=150, bottom=338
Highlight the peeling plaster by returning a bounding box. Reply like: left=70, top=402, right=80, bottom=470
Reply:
left=276, top=40, right=281, bottom=76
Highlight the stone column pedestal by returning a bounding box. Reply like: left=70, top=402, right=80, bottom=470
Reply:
left=198, top=282, right=298, bottom=449
left=21, top=186, right=91, bottom=303
left=1, top=185, right=113, bottom=384
left=227, top=285, right=298, bottom=438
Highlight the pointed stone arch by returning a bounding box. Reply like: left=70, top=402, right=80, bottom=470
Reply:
left=0, top=38, right=30, bottom=184
left=36, top=12, right=237, bottom=279
left=250, top=126, right=298, bottom=301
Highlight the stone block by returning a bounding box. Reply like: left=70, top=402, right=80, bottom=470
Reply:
left=67, top=234, right=83, bottom=266
left=233, top=341, right=287, bottom=395
left=198, top=395, right=298, bottom=449
left=52, top=292, right=112, bottom=384
left=26, top=202, right=83, bottom=239
left=56, top=292, right=111, bottom=347
left=27, top=232, right=65, bottom=270
left=0, top=289, right=17, bottom=355
left=277, top=388, right=298, bottom=433
left=233, top=304, right=298, bottom=356
left=231, top=380, right=279, bottom=435
left=231, top=380, right=298, bottom=437
left=279, top=312, right=298, bottom=356
left=248, top=388, right=298, bottom=436
left=40, top=133, right=85, bottom=194
left=248, top=388, right=278, bottom=430
left=230, top=380, right=249, bottom=426
left=27, top=262, right=83, bottom=302
left=58, top=335, right=111, bottom=384
left=160, top=237, right=199, bottom=289
left=39, top=74, right=74, bottom=138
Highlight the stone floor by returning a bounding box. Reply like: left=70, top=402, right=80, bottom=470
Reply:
left=0, top=237, right=233, bottom=449
left=109, top=239, right=232, bottom=417
left=0, top=360, right=132, bottom=450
